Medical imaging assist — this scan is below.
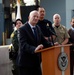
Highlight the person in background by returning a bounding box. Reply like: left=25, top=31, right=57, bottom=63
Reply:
left=68, top=18, right=74, bottom=75
left=37, top=7, right=56, bottom=45
left=10, top=19, right=23, bottom=75
left=53, top=14, right=70, bottom=45
left=17, top=10, right=52, bottom=75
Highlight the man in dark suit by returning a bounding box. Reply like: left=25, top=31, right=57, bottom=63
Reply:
left=17, top=10, right=52, bottom=75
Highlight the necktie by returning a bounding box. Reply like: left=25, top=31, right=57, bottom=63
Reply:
left=33, top=27, right=37, bottom=41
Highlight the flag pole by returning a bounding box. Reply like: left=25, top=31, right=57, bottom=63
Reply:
left=16, top=0, right=21, bottom=20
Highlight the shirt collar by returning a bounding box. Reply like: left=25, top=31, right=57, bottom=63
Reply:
left=53, top=23, right=61, bottom=28
left=71, top=27, right=74, bottom=30
left=14, top=27, right=17, bottom=31
left=28, top=22, right=36, bottom=29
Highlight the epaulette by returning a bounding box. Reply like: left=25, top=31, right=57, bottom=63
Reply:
left=8, top=44, right=13, bottom=49
left=11, top=33, right=14, bottom=38
left=62, top=25, right=66, bottom=28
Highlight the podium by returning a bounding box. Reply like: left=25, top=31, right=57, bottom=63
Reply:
left=36, top=44, right=71, bottom=75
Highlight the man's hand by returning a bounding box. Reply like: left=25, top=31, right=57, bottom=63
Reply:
left=44, top=37, right=49, bottom=41
left=54, top=42, right=59, bottom=46
left=35, top=44, right=44, bottom=52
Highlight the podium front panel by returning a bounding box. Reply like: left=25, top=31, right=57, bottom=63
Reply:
left=41, top=46, right=70, bottom=75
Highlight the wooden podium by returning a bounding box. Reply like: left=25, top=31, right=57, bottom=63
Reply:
left=36, top=44, right=71, bottom=75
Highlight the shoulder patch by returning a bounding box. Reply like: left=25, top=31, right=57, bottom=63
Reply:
left=63, top=26, right=65, bottom=28
left=62, top=25, right=66, bottom=28
left=11, top=33, right=14, bottom=38
left=60, top=25, right=66, bottom=31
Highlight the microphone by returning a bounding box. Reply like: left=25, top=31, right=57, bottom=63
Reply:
left=46, top=23, right=57, bottom=37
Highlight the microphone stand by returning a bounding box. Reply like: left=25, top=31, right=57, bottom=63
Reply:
left=50, top=35, right=54, bottom=46
left=46, top=23, right=56, bottom=46
left=48, top=33, right=54, bottom=46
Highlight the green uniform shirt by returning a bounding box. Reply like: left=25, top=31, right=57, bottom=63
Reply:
left=53, top=24, right=70, bottom=44
left=10, top=30, right=19, bottom=52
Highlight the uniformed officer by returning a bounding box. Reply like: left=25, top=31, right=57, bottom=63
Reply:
left=37, top=7, right=56, bottom=46
left=52, top=14, right=70, bottom=45
left=10, top=19, right=23, bottom=75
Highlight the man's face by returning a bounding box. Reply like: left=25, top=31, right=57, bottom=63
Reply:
left=29, top=11, right=39, bottom=26
left=38, top=8, right=45, bottom=20
left=53, top=15, right=61, bottom=26
left=71, top=19, right=74, bottom=28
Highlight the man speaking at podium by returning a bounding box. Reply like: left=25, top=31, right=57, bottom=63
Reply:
left=17, top=10, right=52, bottom=75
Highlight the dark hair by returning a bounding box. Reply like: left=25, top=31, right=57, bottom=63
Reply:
left=15, top=19, right=23, bottom=26
left=37, top=6, right=45, bottom=11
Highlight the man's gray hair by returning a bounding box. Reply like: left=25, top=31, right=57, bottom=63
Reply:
left=29, top=10, right=39, bottom=16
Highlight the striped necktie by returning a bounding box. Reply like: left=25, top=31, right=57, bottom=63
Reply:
left=33, top=27, right=37, bottom=41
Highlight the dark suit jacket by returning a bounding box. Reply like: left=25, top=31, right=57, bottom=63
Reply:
left=17, top=22, right=52, bottom=67
left=37, top=19, right=56, bottom=37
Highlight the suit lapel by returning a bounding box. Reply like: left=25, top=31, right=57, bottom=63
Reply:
left=25, top=23, right=36, bottom=42
left=25, top=23, right=41, bottom=45
left=36, top=25, right=41, bottom=45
